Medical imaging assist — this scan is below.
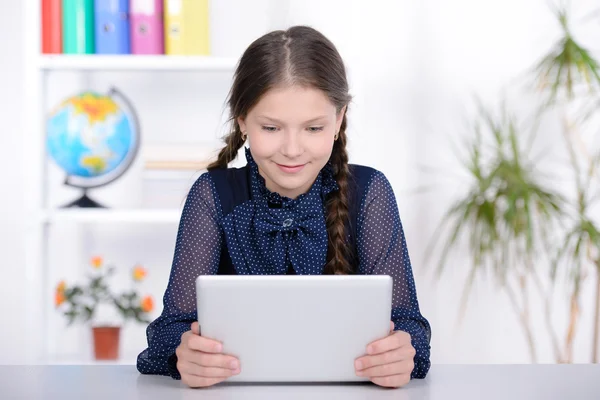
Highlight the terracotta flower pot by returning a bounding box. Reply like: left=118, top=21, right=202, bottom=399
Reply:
left=92, top=326, right=121, bottom=360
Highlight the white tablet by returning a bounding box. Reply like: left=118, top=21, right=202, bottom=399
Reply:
left=195, top=275, right=392, bottom=382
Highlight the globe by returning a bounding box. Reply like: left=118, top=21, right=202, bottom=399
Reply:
left=46, top=89, right=140, bottom=208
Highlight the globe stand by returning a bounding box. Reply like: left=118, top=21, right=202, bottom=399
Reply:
left=61, top=191, right=105, bottom=208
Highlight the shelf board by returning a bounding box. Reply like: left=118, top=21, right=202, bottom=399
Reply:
left=40, top=209, right=182, bottom=224
left=38, top=55, right=238, bottom=72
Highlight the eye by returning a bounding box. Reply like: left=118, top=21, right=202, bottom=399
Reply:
left=261, top=126, right=278, bottom=132
left=307, top=126, right=324, bottom=133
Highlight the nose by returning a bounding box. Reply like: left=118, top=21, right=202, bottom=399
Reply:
left=281, top=130, right=303, bottom=159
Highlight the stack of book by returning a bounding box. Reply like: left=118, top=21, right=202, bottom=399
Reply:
left=41, top=0, right=210, bottom=55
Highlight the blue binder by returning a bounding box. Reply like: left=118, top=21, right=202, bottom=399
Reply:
left=94, top=0, right=130, bottom=54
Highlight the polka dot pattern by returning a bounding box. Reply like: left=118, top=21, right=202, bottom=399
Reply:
left=136, top=149, right=431, bottom=381
left=221, top=149, right=338, bottom=275
left=137, top=172, right=223, bottom=378
left=356, top=171, right=431, bottom=379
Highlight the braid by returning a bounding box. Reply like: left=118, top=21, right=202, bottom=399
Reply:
left=200, top=25, right=354, bottom=272
left=324, top=115, right=352, bottom=275
left=208, top=124, right=245, bottom=170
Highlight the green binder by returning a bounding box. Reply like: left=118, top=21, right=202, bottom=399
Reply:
left=62, top=0, right=95, bottom=54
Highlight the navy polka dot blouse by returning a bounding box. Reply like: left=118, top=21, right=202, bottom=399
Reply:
left=137, top=148, right=431, bottom=380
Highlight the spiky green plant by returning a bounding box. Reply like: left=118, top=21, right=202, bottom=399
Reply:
left=426, top=0, right=600, bottom=364
left=426, top=100, right=565, bottom=362
left=532, top=2, right=600, bottom=108
left=531, top=1, right=600, bottom=363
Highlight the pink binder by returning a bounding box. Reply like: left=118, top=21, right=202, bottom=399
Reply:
left=130, top=0, right=164, bottom=54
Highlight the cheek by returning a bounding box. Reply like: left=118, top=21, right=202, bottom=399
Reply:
left=248, top=132, right=278, bottom=159
left=307, top=134, right=335, bottom=161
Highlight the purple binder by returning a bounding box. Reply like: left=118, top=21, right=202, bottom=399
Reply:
left=130, top=0, right=164, bottom=55
left=95, top=0, right=131, bottom=54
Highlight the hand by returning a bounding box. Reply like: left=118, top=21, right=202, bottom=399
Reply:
left=354, top=321, right=416, bottom=388
left=176, top=322, right=241, bottom=388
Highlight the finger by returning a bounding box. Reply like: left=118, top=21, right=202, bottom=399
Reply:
left=181, top=374, right=227, bottom=388
left=357, top=361, right=414, bottom=378
left=367, top=330, right=411, bottom=355
left=186, top=334, right=223, bottom=353
left=178, top=360, right=240, bottom=378
left=191, top=322, right=200, bottom=335
left=190, top=352, right=241, bottom=370
left=390, top=321, right=394, bottom=332
left=371, top=373, right=411, bottom=388
left=355, top=347, right=415, bottom=370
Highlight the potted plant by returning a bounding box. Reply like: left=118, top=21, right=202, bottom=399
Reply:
left=427, top=2, right=600, bottom=363
left=529, top=2, right=600, bottom=363
left=54, top=256, right=154, bottom=360
left=425, top=99, right=565, bottom=363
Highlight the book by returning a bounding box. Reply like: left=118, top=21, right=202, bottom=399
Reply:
left=41, top=0, right=62, bottom=54
left=164, top=0, right=184, bottom=54
left=130, top=0, right=164, bottom=54
left=164, top=0, right=210, bottom=55
left=142, top=143, right=215, bottom=171
left=62, top=0, right=95, bottom=54
left=183, top=0, right=210, bottom=55
left=94, top=0, right=131, bottom=54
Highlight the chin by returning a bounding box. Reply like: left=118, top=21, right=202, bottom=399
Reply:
left=273, top=176, right=306, bottom=191
left=269, top=174, right=309, bottom=195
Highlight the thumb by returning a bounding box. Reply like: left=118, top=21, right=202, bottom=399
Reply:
left=191, top=321, right=200, bottom=335
left=390, top=321, right=395, bottom=332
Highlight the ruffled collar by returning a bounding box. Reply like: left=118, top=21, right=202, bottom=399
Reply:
left=244, top=147, right=339, bottom=208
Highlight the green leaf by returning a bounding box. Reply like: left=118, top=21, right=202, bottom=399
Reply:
left=530, top=3, right=600, bottom=108
left=83, top=306, right=94, bottom=321
left=429, top=95, right=565, bottom=315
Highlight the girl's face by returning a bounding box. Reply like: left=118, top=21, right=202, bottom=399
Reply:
left=238, top=85, right=345, bottom=199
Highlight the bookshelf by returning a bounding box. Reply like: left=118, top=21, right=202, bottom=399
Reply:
left=39, top=209, right=182, bottom=224
left=38, top=54, right=238, bottom=72
left=23, top=0, right=257, bottom=366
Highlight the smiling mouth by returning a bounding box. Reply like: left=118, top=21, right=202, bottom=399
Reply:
left=275, top=163, right=306, bottom=173
left=277, top=163, right=304, bottom=168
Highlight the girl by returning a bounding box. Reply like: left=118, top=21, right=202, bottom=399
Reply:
left=137, top=25, right=431, bottom=389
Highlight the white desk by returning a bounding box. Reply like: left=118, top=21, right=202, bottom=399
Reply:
left=2, top=364, right=599, bottom=399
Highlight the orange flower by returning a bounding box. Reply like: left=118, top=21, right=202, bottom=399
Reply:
left=140, top=296, right=154, bottom=313
left=56, top=280, right=66, bottom=293
left=55, top=280, right=67, bottom=307
left=55, top=291, right=66, bottom=307
left=132, top=265, right=147, bottom=282
left=91, top=256, right=103, bottom=269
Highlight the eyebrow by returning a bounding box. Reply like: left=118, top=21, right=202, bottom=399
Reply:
left=256, top=115, right=329, bottom=124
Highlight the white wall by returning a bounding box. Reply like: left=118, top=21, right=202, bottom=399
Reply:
left=2, top=0, right=599, bottom=365
left=0, top=0, right=26, bottom=364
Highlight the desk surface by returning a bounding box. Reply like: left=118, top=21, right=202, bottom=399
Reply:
left=2, top=364, right=599, bottom=400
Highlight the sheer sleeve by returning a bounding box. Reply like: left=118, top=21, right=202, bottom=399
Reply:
left=356, top=171, right=431, bottom=379
left=136, top=173, right=223, bottom=379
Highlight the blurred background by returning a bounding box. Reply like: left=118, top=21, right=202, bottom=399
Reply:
left=2, top=0, right=600, bottom=367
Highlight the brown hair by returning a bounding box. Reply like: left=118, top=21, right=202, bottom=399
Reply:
left=208, top=26, right=353, bottom=275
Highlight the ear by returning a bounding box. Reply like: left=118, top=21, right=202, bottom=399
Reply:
left=335, top=105, right=347, bottom=132
left=237, top=116, right=247, bottom=133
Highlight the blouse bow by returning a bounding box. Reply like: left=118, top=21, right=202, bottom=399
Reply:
left=220, top=148, right=339, bottom=275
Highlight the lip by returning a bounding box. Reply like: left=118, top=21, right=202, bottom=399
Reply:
left=275, top=162, right=306, bottom=174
